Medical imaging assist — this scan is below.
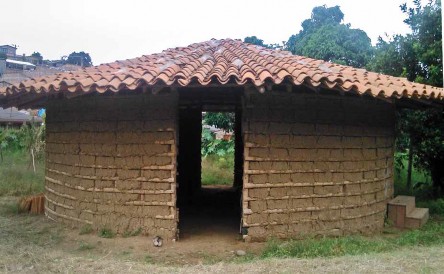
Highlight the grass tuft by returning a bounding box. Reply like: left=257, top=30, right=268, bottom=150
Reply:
left=123, top=227, right=142, bottom=238
left=79, top=224, right=93, bottom=235
left=98, top=228, right=115, bottom=238
left=0, top=200, right=27, bottom=215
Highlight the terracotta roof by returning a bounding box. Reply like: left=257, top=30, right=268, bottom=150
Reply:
left=0, top=39, right=443, bottom=106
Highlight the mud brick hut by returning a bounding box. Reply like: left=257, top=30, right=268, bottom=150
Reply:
left=1, top=39, right=443, bottom=242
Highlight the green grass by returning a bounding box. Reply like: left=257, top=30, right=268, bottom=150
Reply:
left=122, top=227, right=142, bottom=237
left=262, top=219, right=444, bottom=259
left=98, top=228, right=115, bottom=238
left=201, top=154, right=234, bottom=185
left=79, top=224, right=94, bottom=235
left=0, top=150, right=45, bottom=196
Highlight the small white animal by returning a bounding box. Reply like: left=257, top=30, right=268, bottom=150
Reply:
left=153, top=236, right=163, bottom=247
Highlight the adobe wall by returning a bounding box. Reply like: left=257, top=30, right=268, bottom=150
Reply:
left=242, top=91, right=395, bottom=241
left=44, top=92, right=178, bottom=239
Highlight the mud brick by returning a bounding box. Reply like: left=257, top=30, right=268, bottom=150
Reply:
left=269, top=174, right=291, bottom=184
left=314, top=185, right=342, bottom=195
left=117, top=169, right=140, bottom=180
left=287, top=186, right=313, bottom=196
left=96, top=156, right=115, bottom=166
left=143, top=193, right=171, bottom=202
left=247, top=134, right=269, bottom=146
left=344, top=195, right=361, bottom=205
left=269, top=187, right=288, bottom=198
left=268, top=212, right=290, bottom=223
left=290, top=198, right=314, bottom=208
left=249, top=174, right=268, bottom=184
left=267, top=199, right=289, bottom=210
left=141, top=182, right=171, bottom=190
left=344, top=172, right=363, bottom=182
left=115, top=180, right=140, bottom=190
left=245, top=213, right=266, bottom=225
left=95, top=168, right=117, bottom=178
left=270, top=135, right=290, bottom=146
left=80, top=155, right=95, bottom=166
left=250, top=200, right=267, bottom=212
left=288, top=221, right=312, bottom=234
left=249, top=188, right=269, bottom=199
left=289, top=211, right=312, bottom=222
left=141, top=170, right=171, bottom=180
left=249, top=148, right=270, bottom=158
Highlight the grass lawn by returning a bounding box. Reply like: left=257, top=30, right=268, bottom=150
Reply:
left=0, top=150, right=45, bottom=196
left=201, top=154, right=234, bottom=185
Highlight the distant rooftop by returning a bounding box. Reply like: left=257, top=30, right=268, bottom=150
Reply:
left=0, top=107, right=42, bottom=124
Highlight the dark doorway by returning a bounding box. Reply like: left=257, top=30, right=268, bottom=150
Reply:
left=177, top=107, right=243, bottom=240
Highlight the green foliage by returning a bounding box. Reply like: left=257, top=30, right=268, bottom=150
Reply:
left=286, top=5, right=372, bottom=68
left=394, top=152, right=433, bottom=198
left=66, top=51, right=92, bottom=67
left=369, top=1, right=442, bottom=86
left=244, top=36, right=283, bottom=50
left=417, top=198, right=444, bottom=215
left=262, top=220, right=444, bottom=259
left=203, top=112, right=234, bottom=132
left=368, top=0, right=443, bottom=194
left=201, top=127, right=234, bottom=157
left=98, top=228, right=115, bottom=238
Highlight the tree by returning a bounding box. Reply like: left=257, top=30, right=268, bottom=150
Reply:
left=286, top=5, right=373, bottom=68
left=368, top=0, right=443, bottom=194
left=66, top=51, right=92, bottom=67
left=369, top=0, right=442, bottom=86
left=31, top=52, right=43, bottom=65
left=203, top=112, right=234, bottom=132
left=244, top=36, right=284, bottom=50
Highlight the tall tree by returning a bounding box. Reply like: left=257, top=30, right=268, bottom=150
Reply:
left=286, top=5, right=372, bottom=68
left=368, top=0, right=443, bottom=193
left=369, top=0, right=442, bottom=86
left=66, top=51, right=92, bottom=67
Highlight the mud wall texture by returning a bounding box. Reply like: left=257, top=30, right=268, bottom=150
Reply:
left=242, top=91, right=395, bottom=241
left=44, top=92, right=178, bottom=239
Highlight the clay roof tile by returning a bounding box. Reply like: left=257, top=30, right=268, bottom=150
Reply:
left=0, top=39, right=442, bottom=106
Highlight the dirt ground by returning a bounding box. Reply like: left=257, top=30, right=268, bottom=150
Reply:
left=1, top=196, right=444, bottom=273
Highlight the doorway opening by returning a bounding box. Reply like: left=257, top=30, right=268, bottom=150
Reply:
left=177, top=109, right=243, bottom=240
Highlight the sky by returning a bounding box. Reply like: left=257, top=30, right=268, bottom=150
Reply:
left=0, top=0, right=424, bottom=65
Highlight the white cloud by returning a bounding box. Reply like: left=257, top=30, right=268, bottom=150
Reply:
left=0, top=0, right=418, bottom=65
